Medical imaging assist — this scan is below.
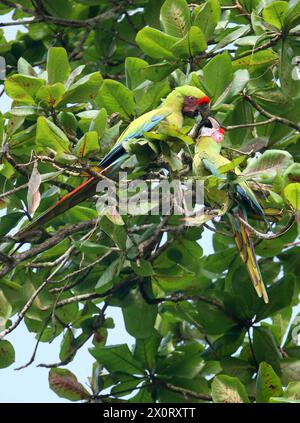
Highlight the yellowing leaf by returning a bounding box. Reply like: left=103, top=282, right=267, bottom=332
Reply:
left=27, top=160, right=41, bottom=216
left=74, top=131, right=99, bottom=158
left=284, top=183, right=300, bottom=211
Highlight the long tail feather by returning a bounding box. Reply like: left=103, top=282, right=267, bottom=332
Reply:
left=231, top=208, right=269, bottom=303
left=16, top=176, right=98, bottom=240
left=15, top=144, right=129, bottom=240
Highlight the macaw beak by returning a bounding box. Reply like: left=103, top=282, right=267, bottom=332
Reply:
left=197, top=101, right=210, bottom=121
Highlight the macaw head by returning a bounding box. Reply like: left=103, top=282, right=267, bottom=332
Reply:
left=199, top=117, right=225, bottom=144
left=164, top=86, right=211, bottom=120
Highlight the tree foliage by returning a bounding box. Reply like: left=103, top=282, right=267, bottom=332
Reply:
left=0, top=0, right=300, bottom=403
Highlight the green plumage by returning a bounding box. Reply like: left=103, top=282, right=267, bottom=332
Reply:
left=193, top=130, right=269, bottom=303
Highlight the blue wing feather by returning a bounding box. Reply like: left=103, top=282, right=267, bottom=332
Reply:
left=100, top=113, right=169, bottom=168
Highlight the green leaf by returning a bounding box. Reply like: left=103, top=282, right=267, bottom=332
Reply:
left=142, top=62, right=178, bottom=82
left=280, top=358, right=300, bottom=384
left=61, top=72, right=103, bottom=105
left=262, top=1, right=288, bottom=30
left=214, top=69, right=249, bottom=108
left=90, top=344, right=144, bottom=375
left=99, top=217, right=127, bottom=250
left=17, top=57, right=37, bottom=77
left=36, top=83, right=66, bottom=107
left=89, top=108, right=107, bottom=140
left=203, top=51, right=233, bottom=102
left=203, top=327, right=246, bottom=359
left=36, top=116, right=70, bottom=153
left=213, top=25, right=250, bottom=51
left=220, top=358, right=255, bottom=384
left=47, top=47, right=70, bottom=85
left=193, top=0, right=221, bottom=40
left=233, top=50, right=278, bottom=73
left=74, top=131, right=99, bottom=158
left=279, top=39, right=300, bottom=99
left=170, top=26, right=207, bottom=58
left=256, top=362, right=283, bottom=403
left=131, top=259, right=154, bottom=277
left=134, top=331, right=162, bottom=372
left=48, top=368, right=90, bottom=401
left=160, top=0, right=191, bottom=38
left=0, top=340, right=15, bottom=369
left=211, top=375, right=250, bottom=403
left=136, top=27, right=178, bottom=60
left=0, top=212, right=23, bottom=238
left=285, top=0, right=300, bottom=30
left=122, top=288, right=157, bottom=339
left=59, top=329, right=76, bottom=362
left=95, top=257, right=124, bottom=293
left=96, top=80, right=135, bottom=121
left=284, top=382, right=300, bottom=400
left=158, top=343, right=204, bottom=379
left=255, top=275, right=296, bottom=322
left=243, top=149, right=294, bottom=183
left=125, top=57, right=148, bottom=90
left=269, top=397, right=300, bottom=403
left=5, top=75, right=45, bottom=105
left=284, top=183, right=300, bottom=211
left=42, top=0, right=73, bottom=19
left=253, top=327, right=281, bottom=371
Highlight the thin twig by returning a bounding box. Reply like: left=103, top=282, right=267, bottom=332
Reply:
left=0, top=256, right=68, bottom=339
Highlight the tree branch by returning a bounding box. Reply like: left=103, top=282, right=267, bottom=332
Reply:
left=243, top=94, right=300, bottom=133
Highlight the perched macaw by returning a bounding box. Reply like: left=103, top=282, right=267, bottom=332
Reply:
left=193, top=119, right=269, bottom=303
left=17, top=86, right=210, bottom=239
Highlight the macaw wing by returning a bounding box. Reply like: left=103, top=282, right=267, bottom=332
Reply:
left=100, top=112, right=171, bottom=168
left=202, top=158, right=226, bottom=179
left=236, top=179, right=265, bottom=219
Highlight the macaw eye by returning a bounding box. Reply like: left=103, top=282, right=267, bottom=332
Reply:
left=188, top=96, right=194, bottom=100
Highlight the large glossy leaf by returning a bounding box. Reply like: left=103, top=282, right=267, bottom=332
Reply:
left=170, top=26, right=207, bottom=58
left=160, top=0, right=191, bottom=38
left=122, top=288, right=157, bottom=339
left=193, top=0, right=221, bottom=40
left=136, top=27, right=178, bottom=60
left=279, top=39, right=300, bottom=99
left=211, top=375, right=250, bottom=403
left=256, top=362, right=283, bottom=403
left=47, top=47, right=70, bottom=85
left=202, top=51, right=233, bottom=102
left=36, top=116, right=70, bottom=153
left=253, top=327, right=281, bottom=372
left=284, top=183, right=300, bottom=211
left=96, top=79, right=135, bottom=121
left=243, top=150, right=294, bottom=182
left=262, top=1, right=288, bottom=29
left=5, top=75, right=45, bottom=105
left=60, top=72, right=103, bottom=105
left=90, top=344, right=145, bottom=375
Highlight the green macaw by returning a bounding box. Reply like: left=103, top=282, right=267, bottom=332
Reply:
left=193, top=119, right=269, bottom=303
left=17, top=85, right=210, bottom=239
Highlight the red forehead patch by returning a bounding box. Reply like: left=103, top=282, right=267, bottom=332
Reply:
left=196, top=96, right=210, bottom=105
